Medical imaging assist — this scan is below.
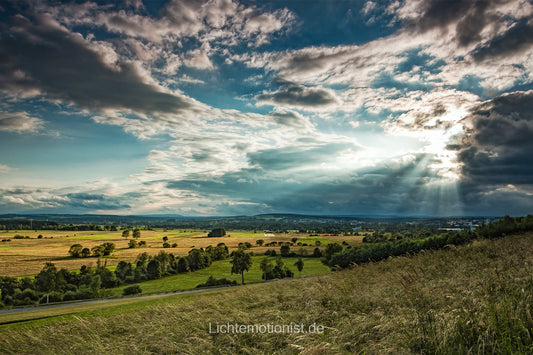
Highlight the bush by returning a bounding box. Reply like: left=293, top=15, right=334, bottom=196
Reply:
left=123, top=285, right=142, bottom=296
left=196, top=276, right=237, bottom=288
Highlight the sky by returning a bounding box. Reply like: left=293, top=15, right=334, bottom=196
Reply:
left=0, top=0, right=532, bottom=217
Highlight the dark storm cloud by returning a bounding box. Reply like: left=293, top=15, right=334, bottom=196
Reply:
left=455, top=91, right=533, bottom=213
left=472, top=20, right=533, bottom=62
left=406, top=0, right=512, bottom=47
left=256, top=84, right=337, bottom=108
left=0, top=10, right=191, bottom=115
left=407, top=0, right=480, bottom=32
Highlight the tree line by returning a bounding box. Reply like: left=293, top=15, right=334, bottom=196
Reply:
left=324, top=215, right=533, bottom=269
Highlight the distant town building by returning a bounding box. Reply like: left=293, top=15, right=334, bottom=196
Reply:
left=208, top=228, right=226, bottom=237
left=264, top=233, right=275, bottom=237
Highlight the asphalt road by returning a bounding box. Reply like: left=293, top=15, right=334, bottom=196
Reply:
left=0, top=285, right=235, bottom=316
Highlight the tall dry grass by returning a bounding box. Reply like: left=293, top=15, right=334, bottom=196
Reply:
left=1, top=232, right=532, bottom=354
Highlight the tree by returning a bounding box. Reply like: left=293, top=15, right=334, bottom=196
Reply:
left=122, top=229, right=130, bottom=239
left=146, top=259, right=161, bottom=280
left=280, top=244, right=291, bottom=257
left=81, top=247, right=91, bottom=258
left=324, top=243, right=343, bottom=261
left=259, top=257, right=273, bottom=280
left=230, top=249, right=252, bottom=284
left=102, top=242, right=115, bottom=256
left=68, top=244, right=83, bottom=258
left=163, top=236, right=168, bottom=242
left=91, top=245, right=105, bottom=257
left=96, top=267, right=119, bottom=288
left=291, top=237, right=298, bottom=243
left=208, top=228, right=226, bottom=237
left=294, top=257, right=304, bottom=277
left=128, top=239, right=138, bottom=248
left=115, top=261, right=133, bottom=282
left=90, top=274, right=101, bottom=297
left=135, top=252, right=150, bottom=272
left=256, top=239, right=264, bottom=246
left=176, top=257, right=190, bottom=273
left=34, top=262, right=57, bottom=293
left=187, top=249, right=211, bottom=271
left=132, top=228, right=141, bottom=239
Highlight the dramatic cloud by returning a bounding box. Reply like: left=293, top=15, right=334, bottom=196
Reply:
left=453, top=91, right=533, bottom=214
left=472, top=19, right=533, bottom=62
left=0, top=12, right=192, bottom=115
left=1, top=0, right=532, bottom=216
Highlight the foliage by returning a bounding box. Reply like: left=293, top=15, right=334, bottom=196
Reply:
left=327, top=215, right=533, bottom=269
left=146, top=259, right=162, bottom=280
left=196, top=276, right=237, bottom=288
left=68, top=244, right=83, bottom=258
left=294, top=257, right=304, bottom=274
left=280, top=244, right=290, bottom=257
left=230, top=250, right=252, bottom=284
left=122, top=284, right=142, bottom=296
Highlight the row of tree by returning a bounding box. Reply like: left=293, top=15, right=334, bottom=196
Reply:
left=68, top=242, right=116, bottom=258
left=0, top=262, right=118, bottom=307
left=325, top=215, right=533, bottom=269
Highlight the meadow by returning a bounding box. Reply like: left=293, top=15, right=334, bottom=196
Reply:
left=0, top=231, right=531, bottom=353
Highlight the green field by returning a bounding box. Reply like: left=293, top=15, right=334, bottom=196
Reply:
left=1, top=232, right=531, bottom=353
left=108, top=256, right=329, bottom=297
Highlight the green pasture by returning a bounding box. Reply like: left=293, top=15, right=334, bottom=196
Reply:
left=108, top=256, right=329, bottom=297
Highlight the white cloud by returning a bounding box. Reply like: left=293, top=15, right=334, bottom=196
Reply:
left=0, top=111, right=44, bottom=133
left=0, top=163, right=13, bottom=173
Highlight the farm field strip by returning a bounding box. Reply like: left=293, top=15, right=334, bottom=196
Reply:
left=0, top=229, right=363, bottom=277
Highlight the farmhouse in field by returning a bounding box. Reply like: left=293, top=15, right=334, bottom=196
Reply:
left=208, top=228, right=226, bottom=237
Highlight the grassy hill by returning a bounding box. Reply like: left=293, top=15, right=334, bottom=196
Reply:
left=1, top=232, right=532, bottom=354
